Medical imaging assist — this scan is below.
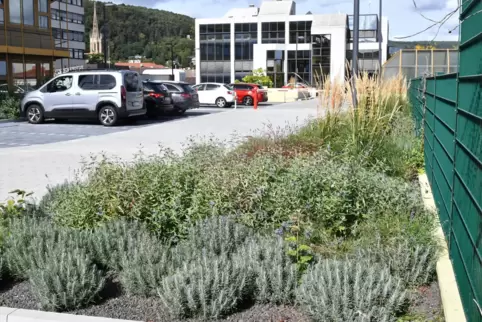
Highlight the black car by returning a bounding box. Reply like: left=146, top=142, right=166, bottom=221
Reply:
left=161, top=81, right=199, bottom=115
left=142, top=80, right=174, bottom=118
left=143, top=80, right=199, bottom=116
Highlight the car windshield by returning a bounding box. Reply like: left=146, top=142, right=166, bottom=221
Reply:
left=256, top=85, right=264, bottom=89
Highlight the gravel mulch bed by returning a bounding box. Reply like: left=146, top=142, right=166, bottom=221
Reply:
left=409, top=281, right=444, bottom=321
left=0, top=280, right=309, bottom=322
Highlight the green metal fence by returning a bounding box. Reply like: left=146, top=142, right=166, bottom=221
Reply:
left=409, top=1, right=481, bottom=320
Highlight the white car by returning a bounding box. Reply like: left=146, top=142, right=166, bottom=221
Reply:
left=192, top=83, right=236, bottom=108
left=20, top=70, right=145, bottom=126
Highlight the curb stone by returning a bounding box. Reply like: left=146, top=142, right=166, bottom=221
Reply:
left=418, top=174, right=466, bottom=322
left=0, top=307, right=140, bottom=322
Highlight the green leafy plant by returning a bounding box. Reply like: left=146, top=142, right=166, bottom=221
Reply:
left=0, top=189, right=33, bottom=218
left=296, top=258, right=408, bottom=322
left=0, top=94, right=21, bottom=120
left=241, top=68, right=274, bottom=88
left=28, top=245, right=105, bottom=311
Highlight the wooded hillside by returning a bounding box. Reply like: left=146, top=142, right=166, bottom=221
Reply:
left=84, top=0, right=195, bottom=66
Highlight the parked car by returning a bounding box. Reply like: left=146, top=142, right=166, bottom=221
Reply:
left=20, top=70, right=145, bottom=126
left=159, top=81, right=199, bottom=114
left=142, top=80, right=174, bottom=118
left=228, top=83, right=268, bottom=105
left=192, top=83, right=235, bottom=108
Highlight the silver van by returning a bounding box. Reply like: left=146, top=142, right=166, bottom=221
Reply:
left=20, top=70, right=145, bottom=126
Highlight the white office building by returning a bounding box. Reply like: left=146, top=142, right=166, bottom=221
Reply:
left=195, top=0, right=389, bottom=86
left=51, top=0, right=86, bottom=74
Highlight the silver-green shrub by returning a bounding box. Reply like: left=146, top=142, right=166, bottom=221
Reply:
left=28, top=245, right=105, bottom=311
left=296, top=258, right=407, bottom=322
left=2, top=217, right=81, bottom=279
left=120, top=216, right=254, bottom=297
left=157, top=251, right=255, bottom=320
left=242, top=237, right=297, bottom=304
left=119, top=241, right=171, bottom=297
left=87, top=219, right=154, bottom=272
left=355, top=241, right=438, bottom=287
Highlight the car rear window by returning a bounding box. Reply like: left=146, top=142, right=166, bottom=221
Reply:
left=256, top=85, right=264, bottom=89
left=180, top=83, right=196, bottom=93
left=224, top=85, right=233, bottom=90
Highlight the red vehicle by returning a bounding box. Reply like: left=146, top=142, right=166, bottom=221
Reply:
left=229, top=83, right=268, bottom=105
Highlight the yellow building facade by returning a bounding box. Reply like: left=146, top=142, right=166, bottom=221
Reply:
left=0, top=0, right=69, bottom=91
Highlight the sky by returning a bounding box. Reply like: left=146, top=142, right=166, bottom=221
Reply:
left=97, top=0, right=461, bottom=42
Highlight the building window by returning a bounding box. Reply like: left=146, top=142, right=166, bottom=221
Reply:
left=348, top=14, right=379, bottom=42
left=289, top=21, right=311, bottom=44
left=0, top=9, right=4, bottom=24
left=23, top=0, right=35, bottom=25
left=312, top=34, right=331, bottom=84
left=39, top=0, right=48, bottom=13
left=39, top=15, right=48, bottom=28
left=0, top=61, right=6, bottom=76
left=266, top=50, right=284, bottom=88
left=288, top=50, right=310, bottom=84
left=234, top=23, right=257, bottom=81
left=70, top=49, right=84, bottom=59
left=9, top=0, right=21, bottom=23
left=261, top=22, right=285, bottom=44
left=199, top=23, right=231, bottom=83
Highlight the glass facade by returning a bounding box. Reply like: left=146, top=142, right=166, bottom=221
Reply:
left=348, top=14, right=379, bottom=42
left=261, top=22, right=285, bottom=44
left=266, top=50, right=284, bottom=87
left=288, top=50, right=310, bottom=83
left=311, top=34, right=331, bottom=84
left=199, top=23, right=231, bottom=83
left=289, top=21, right=311, bottom=44
left=382, top=49, right=459, bottom=79
left=234, top=23, right=257, bottom=81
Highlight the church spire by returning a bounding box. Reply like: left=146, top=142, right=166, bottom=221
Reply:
left=92, top=0, right=99, bottom=38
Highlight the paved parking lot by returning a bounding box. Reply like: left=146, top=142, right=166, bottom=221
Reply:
left=0, top=108, right=223, bottom=148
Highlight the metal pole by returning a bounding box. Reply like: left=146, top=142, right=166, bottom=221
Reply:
left=171, top=44, right=174, bottom=80
left=352, top=0, right=360, bottom=108
left=378, top=0, right=382, bottom=75
left=103, top=4, right=107, bottom=67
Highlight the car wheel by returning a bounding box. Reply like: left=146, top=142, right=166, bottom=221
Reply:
left=98, top=105, right=118, bottom=126
left=243, top=96, right=253, bottom=106
left=215, top=97, right=227, bottom=108
left=26, top=104, right=44, bottom=124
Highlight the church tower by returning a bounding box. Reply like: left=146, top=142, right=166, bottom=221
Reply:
left=89, top=1, right=103, bottom=54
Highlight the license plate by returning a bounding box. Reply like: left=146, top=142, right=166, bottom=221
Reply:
left=192, top=94, right=198, bottom=101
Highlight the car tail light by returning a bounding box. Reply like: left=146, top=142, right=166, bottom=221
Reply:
left=181, top=93, right=191, bottom=98
left=149, top=93, right=163, bottom=98
left=227, top=91, right=233, bottom=95
left=121, top=85, right=127, bottom=104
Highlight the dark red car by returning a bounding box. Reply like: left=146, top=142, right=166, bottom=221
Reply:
left=228, top=83, right=268, bottom=106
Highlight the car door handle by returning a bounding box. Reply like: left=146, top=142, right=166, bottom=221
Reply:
left=65, top=93, right=71, bottom=96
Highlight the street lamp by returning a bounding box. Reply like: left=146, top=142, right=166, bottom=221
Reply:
left=102, top=2, right=114, bottom=68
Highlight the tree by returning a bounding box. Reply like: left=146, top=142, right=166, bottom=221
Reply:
left=87, top=53, right=103, bottom=64
left=241, top=68, right=274, bottom=88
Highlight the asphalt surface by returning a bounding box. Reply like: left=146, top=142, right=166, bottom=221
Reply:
left=0, top=108, right=224, bottom=148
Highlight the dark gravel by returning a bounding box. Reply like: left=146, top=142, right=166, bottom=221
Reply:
left=409, top=282, right=444, bottom=321
left=0, top=280, right=309, bottom=322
